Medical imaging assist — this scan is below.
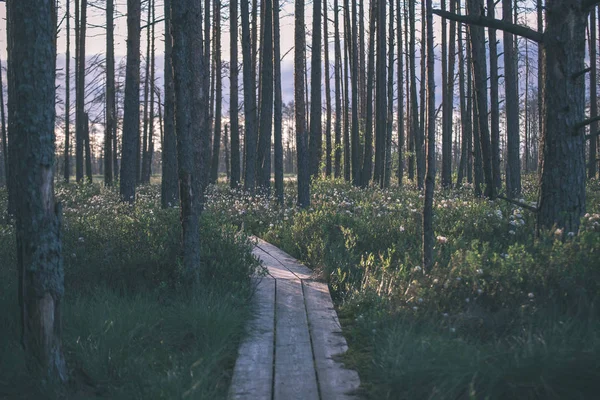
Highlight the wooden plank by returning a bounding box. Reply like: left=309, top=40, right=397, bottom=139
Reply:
left=253, top=247, right=299, bottom=281
left=274, top=278, right=319, bottom=400
left=228, top=277, right=275, bottom=400
left=254, top=237, right=313, bottom=280
left=304, top=280, right=361, bottom=399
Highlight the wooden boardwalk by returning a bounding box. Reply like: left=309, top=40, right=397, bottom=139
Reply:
left=228, top=238, right=361, bottom=400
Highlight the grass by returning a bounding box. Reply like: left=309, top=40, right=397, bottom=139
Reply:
left=0, top=183, right=261, bottom=399
left=205, top=175, right=600, bottom=399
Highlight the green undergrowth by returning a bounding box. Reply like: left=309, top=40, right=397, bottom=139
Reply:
left=207, top=176, right=600, bottom=399
left=0, top=183, right=261, bottom=399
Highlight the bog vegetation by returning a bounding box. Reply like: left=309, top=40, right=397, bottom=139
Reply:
left=0, top=184, right=262, bottom=399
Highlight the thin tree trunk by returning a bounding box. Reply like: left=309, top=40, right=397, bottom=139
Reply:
left=120, top=0, right=141, bottom=203
left=324, top=0, right=332, bottom=178
left=141, top=1, right=152, bottom=183
left=84, top=112, right=92, bottom=181
left=105, top=0, right=115, bottom=185
left=503, top=0, right=521, bottom=196
left=343, top=0, right=351, bottom=181
left=274, top=0, right=284, bottom=204
left=373, top=0, right=387, bottom=186
left=441, top=0, right=451, bottom=188
left=351, top=0, right=360, bottom=185
left=162, top=0, right=179, bottom=207
left=309, top=0, right=322, bottom=178
left=257, top=0, right=273, bottom=190
left=487, top=0, right=501, bottom=190
left=396, top=0, right=404, bottom=186
left=241, top=0, right=258, bottom=192
left=295, top=0, right=310, bottom=207
left=76, top=0, right=87, bottom=183
left=8, top=0, right=67, bottom=380
left=64, top=0, right=71, bottom=183
left=423, top=0, right=436, bottom=272
left=334, top=0, right=342, bottom=178
left=147, top=3, right=156, bottom=180
left=456, top=2, right=470, bottom=187
left=383, top=0, right=394, bottom=188
left=210, top=0, right=223, bottom=184
left=230, top=0, right=241, bottom=187
left=417, top=1, right=426, bottom=188
left=0, top=56, right=7, bottom=188
left=360, top=0, right=375, bottom=187
left=589, top=10, right=598, bottom=179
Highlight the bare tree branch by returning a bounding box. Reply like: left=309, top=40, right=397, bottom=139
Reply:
left=572, top=115, right=600, bottom=136
left=497, top=194, right=538, bottom=213
left=432, top=9, right=544, bottom=43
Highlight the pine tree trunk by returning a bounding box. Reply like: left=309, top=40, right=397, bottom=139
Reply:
left=241, top=0, right=258, bottom=192
left=456, top=0, right=470, bottom=188
left=417, top=1, right=426, bottom=188
left=360, top=0, right=375, bottom=187
left=309, top=0, right=322, bottom=178
left=343, top=0, right=351, bottom=181
left=503, top=0, right=521, bottom=196
left=230, top=0, right=241, bottom=188
left=588, top=10, right=598, bottom=179
left=324, top=0, right=332, bottom=178
left=0, top=56, right=7, bottom=188
left=351, top=0, right=360, bottom=185
left=423, top=0, right=436, bottom=272
left=274, top=0, right=284, bottom=204
left=161, top=0, right=179, bottom=207
left=8, top=0, right=67, bottom=381
left=296, top=0, right=310, bottom=207
left=383, top=0, right=394, bottom=188
left=257, top=0, right=274, bottom=191
left=374, top=0, right=387, bottom=186
left=147, top=4, right=156, bottom=181
left=487, top=0, right=501, bottom=190
left=334, top=0, right=342, bottom=178
left=105, top=0, right=115, bottom=185
left=210, top=0, right=223, bottom=185
left=63, top=0, right=71, bottom=183
left=396, top=0, right=404, bottom=186
left=171, top=0, right=206, bottom=283
left=76, top=0, right=87, bottom=183
left=441, top=0, right=451, bottom=188
left=120, top=0, right=141, bottom=203
left=84, top=112, right=92, bottom=181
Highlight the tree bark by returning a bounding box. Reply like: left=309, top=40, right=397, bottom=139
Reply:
left=396, top=0, right=404, bottom=186
left=230, top=0, right=241, bottom=188
left=211, top=0, right=223, bottom=185
left=120, top=0, right=141, bottom=203
left=360, top=0, right=375, bottom=187
left=75, top=0, right=87, bottom=183
left=162, top=0, right=179, bottom=207
left=63, top=0, right=71, bottom=183
left=351, top=0, right=360, bottom=185
left=309, top=0, right=323, bottom=178
left=383, top=0, right=394, bottom=188
left=373, top=0, right=387, bottom=186
left=503, top=0, right=521, bottom=196
left=7, top=0, right=67, bottom=381
left=487, top=0, right=501, bottom=190
left=589, top=10, right=598, bottom=179
left=257, top=0, right=274, bottom=191
left=296, top=0, right=310, bottom=207
left=324, top=0, right=332, bottom=178
left=274, top=0, right=284, bottom=204
left=241, top=0, right=258, bottom=192
left=105, top=0, right=115, bottom=186
left=334, top=0, right=342, bottom=178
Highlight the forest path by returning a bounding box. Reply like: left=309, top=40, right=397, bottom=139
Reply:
left=228, top=237, right=360, bottom=400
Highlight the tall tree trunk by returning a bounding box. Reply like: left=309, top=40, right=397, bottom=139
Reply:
left=64, top=0, right=71, bottom=183
left=423, top=0, right=436, bottom=272
left=406, top=0, right=415, bottom=182
left=374, top=0, right=387, bottom=186
left=84, top=112, right=92, bottom=181
left=230, top=0, right=241, bottom=188
left=105, top=0, right=115, bottom=186
left=383, top=0, right=394, bottom=188
left=467, top=0, right=494, bottom=198
left=147, top=3, right=156, bottom=181
left=120, top=0, right=141, bottom=203
left=76, top=0, right=87, bottom=183
left=589, top=10, right=598, bottom=179
left=417, top=1, right=426, bottom=188
left=503, top=0, right=521, bottom=196
left=0, top=55, right=7, bottom=188
left=360, top=0, right=375, bottom=187
left=296, top=0, right=310, bottom=207
left=257, top=0, right=274, bottom=190
left=537, top=0, right=544, bottom=175
left=171, top=0, right=206, bottom=283
left=241, top=0, right=258, bottom=192
left=487, top=0, right=501, bottom=190
left=538, top=0, right=587, bottom=232
left=210, top=0, right=223, bottom=184
left=456, top=1, right=471, bottom=188
left=324, top=0, right=332, bottom=178
left=334, top=0, right=342, bottom=178
left=309, top=0, right=323, bottom=178
left=351, top=0, right=360, bottom=185
left=7, top=0, right=67, bottom=381
left=441, top=0, right=451, bottom=188
left=343, top=0, right=351, bottom=181
left=273, top=0, right=284, bottom=204
left=396, top=0, right=404, bottom=186
left=408, top=1, right=419, bottom=185
left=162, top=0, right=179, bottom=207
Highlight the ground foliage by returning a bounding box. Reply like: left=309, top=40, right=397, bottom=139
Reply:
left=206, top=176, right=600, bottom=400
left=0, top=183, right=261, bottom=399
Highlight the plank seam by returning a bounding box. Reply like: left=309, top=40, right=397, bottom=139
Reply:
left=302, top=279, right=323, bottom=400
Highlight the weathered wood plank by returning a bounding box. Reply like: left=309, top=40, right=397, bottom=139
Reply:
left=228, top=276, right=275, bottom=400
left=254, top=237, right=313, bottom=280
left=274, top=278, right=319, bottom=400
left=304, top=280, right=361, bottom=399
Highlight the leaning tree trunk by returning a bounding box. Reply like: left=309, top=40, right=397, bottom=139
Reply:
left=7, top=0, right=67, bottom=381
left=120, top=0, right=141, bottom=203
left=296, top=0, right=310, bottom=207
left=161, top=0, right=179, bottom=207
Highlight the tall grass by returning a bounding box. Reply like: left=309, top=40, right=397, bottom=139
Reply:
left=0, top=183, right=261, bottom=399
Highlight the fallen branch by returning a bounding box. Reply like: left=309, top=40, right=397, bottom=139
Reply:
left=497, top=194, right=538, bottom=213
